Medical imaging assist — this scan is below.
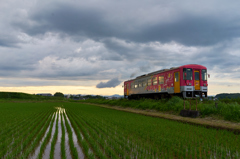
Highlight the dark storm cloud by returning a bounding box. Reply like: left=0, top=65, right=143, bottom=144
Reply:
left=17, top=3, right=115, bottom=39
left=15, top=2, right=240, bottom=47
left=0, top=36, right=20, bottom=47
left=96, top=77, right=121, bottom=88
left=137, top=16, right=240, bottom=46
left=1, top=0, right=240, bottom=89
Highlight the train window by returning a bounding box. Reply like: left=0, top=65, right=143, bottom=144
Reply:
left=131, top=83, right=134, bottom=89
left=124, top=84, right=126, bottom=89
left=175, top=72, right=179, bottom=82
left=147, top=79, right=152, bottom=86
left=139, top=82, right=142, bottom=87
left=127, top=83, right=129, bottom=89
left=183, top=68, right=192, bottom=80
left=135, top=82, right=138, bottom=88
left=202, top=69, right=207, bottom=81
left=158, top=76, right=164, bottom=84
left=143, top=81, right=147, bottom=87
left=153, top=77, right=158, bottom=85
left=195, top=72, right=199, bottom=80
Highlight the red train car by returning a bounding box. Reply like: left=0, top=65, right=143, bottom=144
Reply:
left=124, top=64, right=208, bottom=99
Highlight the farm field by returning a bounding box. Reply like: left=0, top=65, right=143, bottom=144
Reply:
left=0, top=102, right=240, bottom=158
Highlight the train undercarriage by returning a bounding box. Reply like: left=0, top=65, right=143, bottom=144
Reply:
left=125, top=91, right=207, bottom=100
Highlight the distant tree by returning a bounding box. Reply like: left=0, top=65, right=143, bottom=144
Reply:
left=54, top=92, right=64, bottom=98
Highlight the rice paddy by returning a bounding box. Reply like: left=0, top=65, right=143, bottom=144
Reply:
left=0, top=102, right=239, bottom=158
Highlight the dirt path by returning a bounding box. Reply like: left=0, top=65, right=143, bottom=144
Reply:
left=85, top=103, right=240, bottom=134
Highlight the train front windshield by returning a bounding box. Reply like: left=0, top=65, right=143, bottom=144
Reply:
left=183, top=68, right=192, bottom=80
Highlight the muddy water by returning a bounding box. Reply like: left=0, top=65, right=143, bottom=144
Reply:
left=30, top=113, right=55, bottom=159
left=42, top=112, right=58, bottom=158
left=54, top=109, right=61, bottom=159
left=64, top=109, right=85, bottom=159
left=61, top=112, right=72, bottom=159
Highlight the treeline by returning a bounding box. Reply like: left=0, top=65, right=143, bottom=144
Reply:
left=0, top=92, right=106, bottom=100
left=216, top=93, right=240, bottom=99
left=0, top=92, right=63, bottom=100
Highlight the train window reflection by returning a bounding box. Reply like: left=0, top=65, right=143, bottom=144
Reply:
left=183, top=68, right=192, bottom=80
left=139, top=82, right=142, bottom=87
left=159, top=76, right=164, bottom=84
left=175, top=72, right=179, bottom=82
left=147, top=79, right=152, bottom=86
left=143, top=81, right=147, bottom=87
left=135, top=82, right=138, bottom=88
left=195, top=72, right=199, bottom=80
left=131, top=83, right=134, bottom=88
left=202, top=69, right=207, bottom=81
left=153, top=77, right=158, bottom=85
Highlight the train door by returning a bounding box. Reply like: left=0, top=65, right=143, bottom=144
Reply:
left=194, top=70, right=200, bottom=90
left=174, top=72, right=180, bottom=93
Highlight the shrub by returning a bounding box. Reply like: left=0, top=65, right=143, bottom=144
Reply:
left=78, top=97, right=240, bottom=122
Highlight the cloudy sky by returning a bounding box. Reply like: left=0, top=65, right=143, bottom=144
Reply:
left=1, top=0, right=240, bottom=95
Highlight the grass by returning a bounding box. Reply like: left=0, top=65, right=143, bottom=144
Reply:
left=78, top=97, right=240, bottom=122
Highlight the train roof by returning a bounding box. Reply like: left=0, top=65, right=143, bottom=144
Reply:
left=124, top=64, right=207, bottom=83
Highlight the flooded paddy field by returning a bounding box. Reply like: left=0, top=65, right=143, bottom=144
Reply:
left=0, top=102, right=240, bottom=158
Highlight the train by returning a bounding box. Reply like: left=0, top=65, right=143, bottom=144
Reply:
left=124, top=64, right=208, bottom=99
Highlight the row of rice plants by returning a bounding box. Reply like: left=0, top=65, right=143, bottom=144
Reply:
left=50, top=112, right=59, bottom=159
left=1, top=101, right=239, bottom=158
left=7, top=111, right=53, bottom=158
left=64, top=110, right=95, bottom=159
left=0, top=102, right=56, bottom=158
left=22, top=113, right=54, bottom=158
left=1, top=111, right=50, bottom=158
left=0, top=112, right=44, bottom=157
left=63, top=112, right=79, bottom=158
left=37, top=112, right=56, bottom=159
left=78, top=109, right=160, bottom=158
left=67, top=110, right=110, bottom=159
left=60, top=112, right=66, bottom=159
left=0, top=109, right=45, bottom=142
left=0, top=103, right=55, bottom=133
left=0, top=103, right=40, bottom=131
left=80, top=113, right=158, bottom=158
left=0, top=102, right=92, bottom=159
left=67, top=107, right=159, bottom=158
left=0, top=110, right=39, bottom=141
left=67, top=105, right=166, bottom=158
left=64, top=103, right=240, bottom=158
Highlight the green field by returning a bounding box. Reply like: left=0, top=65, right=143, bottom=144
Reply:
left=0, top=101, right=239, bottom=158
left=79, top=97, right=240, bottom=122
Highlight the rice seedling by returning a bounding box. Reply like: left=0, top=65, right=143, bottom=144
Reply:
left=61, top=113, right=66, bottom=159
left=64, top=102, right=240, bottom=158
left=50, top=112, right=59, bottom=159
left=63, top=112, right=79, bottom=158
left=1, top=101, right=239, bottom=158
left=37, top=113, right=56, bottom=159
